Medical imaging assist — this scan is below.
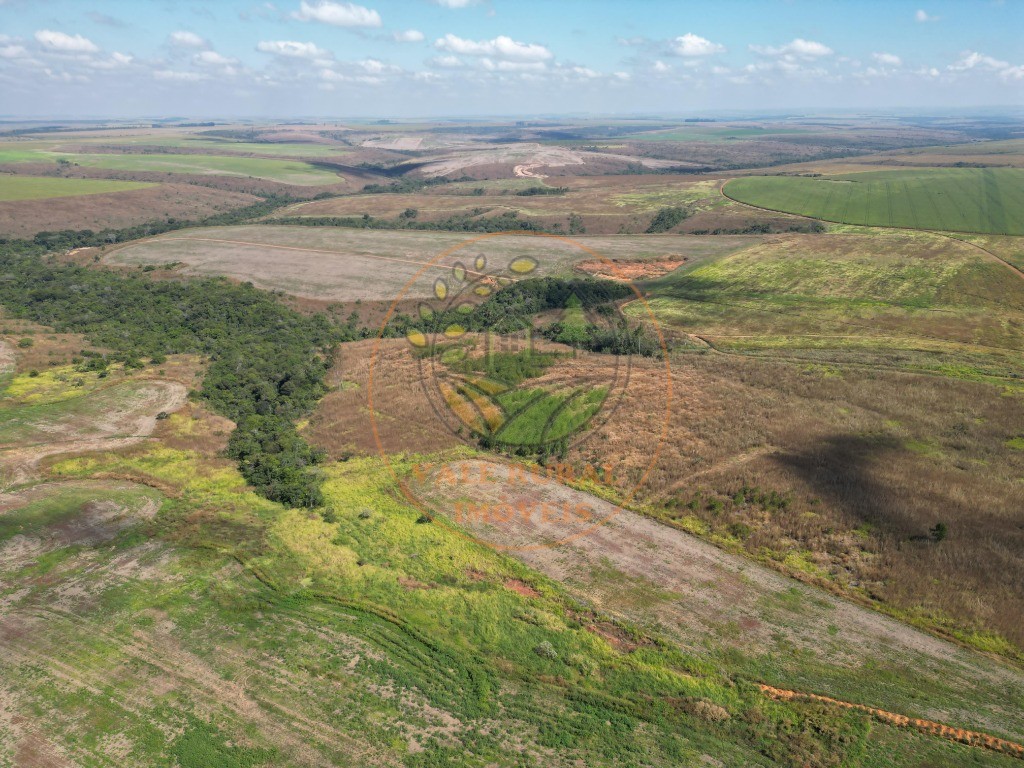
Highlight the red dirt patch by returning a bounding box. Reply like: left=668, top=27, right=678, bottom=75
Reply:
left=576, top=257, right=687, bottom=281
left=503, top=578, right=540, bottom=598
left=759, top=684, right=1024, bottom=759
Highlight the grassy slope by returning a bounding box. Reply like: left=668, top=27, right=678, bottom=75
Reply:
left=632, top=231, right=1024, bottom=383
left=0, top=175, right=154, bottom=201
left=725, top=168, right=1024, bottom=235
left=0, top=427, right=1008, bottom=767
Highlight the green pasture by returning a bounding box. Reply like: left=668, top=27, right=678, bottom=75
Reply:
left=54, top=152, right=342, bottom=185
left=0, top=175, right=154, bottom=200
left=725, top=168, right=1024, bottom=235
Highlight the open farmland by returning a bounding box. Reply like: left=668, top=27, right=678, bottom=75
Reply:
left=107, top=225, right=758, bottom=301
left=76, top=135, right=354, bottom=157
left=0, top=175, right=153, bottom=200
left=725, top=168, right=1024, bottom=234
left=55, top=152, right=343, bottom=185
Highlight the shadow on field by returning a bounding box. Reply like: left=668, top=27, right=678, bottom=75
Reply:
left=774, top=433, right=921, bottom=538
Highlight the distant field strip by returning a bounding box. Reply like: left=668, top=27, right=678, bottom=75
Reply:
left=0, top=175, right=154, bottom=201
left=725, top=168, right=1024, bottom=235
left=55, top=152, right=341, bottom=185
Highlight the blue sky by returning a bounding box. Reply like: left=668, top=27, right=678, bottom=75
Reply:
left=0, top=0, right=1021, bottom=117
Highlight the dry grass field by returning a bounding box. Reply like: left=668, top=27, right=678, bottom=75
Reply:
left=107, top=225, right=758, bottom=301
left=307, top=297, right=1024, bottom=660
left=0, top=183, right=261, bottom=238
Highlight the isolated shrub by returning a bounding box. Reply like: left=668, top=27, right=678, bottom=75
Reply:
left=689, top=699, right=730, bottom=723
left=534, top=641, right=558, bottom=661
left=931, top=522, right=948, bottom=542
left=728, top=522, right=753, bottom=540
left=16, top=337, right=32, bottom=348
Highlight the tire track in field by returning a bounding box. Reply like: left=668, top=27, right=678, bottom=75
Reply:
left=151, top=235, right=495, bottom=278
left=13, top=606, right=381, bottom=766
left=759, top=684, right=1024, bottom=760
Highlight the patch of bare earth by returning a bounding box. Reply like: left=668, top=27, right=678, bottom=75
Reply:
left=576, top=256, right=688, bottom=281
left=0, top=380, right=187, bottom=489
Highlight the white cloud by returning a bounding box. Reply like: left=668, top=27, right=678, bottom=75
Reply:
left=169, top=30, right=207, bottom=48
left=434, top=33, right=552, bottom=62
left=256, top=40, right=329, bottom=58
left=480, top=58, right=546, bottom=72
left=872, top=52, right=902, bottom=66
left=430, top=54, right=463, bottom=68
left=34, top=30, right=99, bottom=53
left=948, top=51, right=1009, bottom=71
left=0, top=44, right=27, bottom=59
left=652, top=61, right=671, bottom=73
left=154, top=69, right=208, bottom=82
left=915, top=66, right=941, bottom=77
left=319, top=67, right=381, bottom=84
left=949, top=52, right=1024, bottom=81
left=915, top=9, right=938, bottom=22
left=393, top=29, right=424, bottom=43
left=671, top=33, right=725, bottom=57
left=87, top=52, right=135, bottom=70
left=359, top=57, right=398, bottom=73
left=195, top=51, right=236, bottom=66
left=293, top=1, right=382, bottom=27
left=751, top=38, right=833, bottom=58
left=434, top=0, right=479, bottom=7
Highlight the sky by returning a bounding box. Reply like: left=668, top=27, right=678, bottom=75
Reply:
left=0, top=0, right=1022, bottom=118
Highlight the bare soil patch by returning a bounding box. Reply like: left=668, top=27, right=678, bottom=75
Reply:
left=0, top=379, right=187, bottom=488
left=576, top=257, right=687, bottom=281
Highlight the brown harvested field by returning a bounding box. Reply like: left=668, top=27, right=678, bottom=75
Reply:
left=316, top=336, right=1024, bottom=657
left=415, top=456, right=1024, bottom=741
left=0, top=182, right=260, bottom=238
left=107, top=224, right=758, bottom=301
